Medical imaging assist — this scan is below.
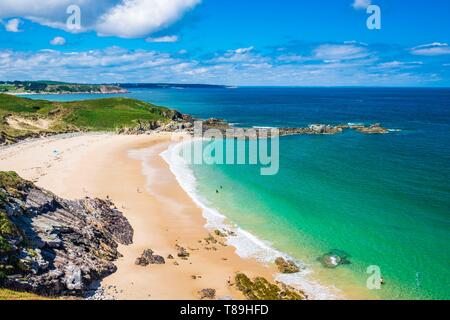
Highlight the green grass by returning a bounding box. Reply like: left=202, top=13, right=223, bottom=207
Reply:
left=61, top=97, right=172, bottom=130
left=0, top=94, right=177, bottom=142
left=0, top=288, right=51, bottom=300
left=0, top=94, right=54, bottom=114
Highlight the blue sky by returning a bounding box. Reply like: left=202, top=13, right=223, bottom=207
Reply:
left=0, top=0, right=449, bottom=86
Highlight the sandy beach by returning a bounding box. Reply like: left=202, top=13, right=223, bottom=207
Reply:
left=0, top=133, right=277, bottom=300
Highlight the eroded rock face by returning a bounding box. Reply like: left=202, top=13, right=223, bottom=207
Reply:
left=0, top=171, right=133, bottom=296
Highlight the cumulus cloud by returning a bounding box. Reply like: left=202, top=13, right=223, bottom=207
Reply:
left=0, top=42, right=440, bottom=86
left=96, top=0, right=200, bottom=38
left=50, top=36, right=66, bottom=46
left=373, top=61, right=423, bottom=70
left=0, top=0, right=201, bottom=38
left=314, top=44, right=370, bottom=61
left=209, top=46, right=265, bottom=64
left=146, top=35, right=179, bottom=43
left=352, top=0, right=372, bottom=10
left=4, top=18, right=22, bottom=32
left=411, top=43, right=450, bottom=56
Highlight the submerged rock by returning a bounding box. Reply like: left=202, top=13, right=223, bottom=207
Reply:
left=0, top=171, right=134, bottom=296
left=318, top=249, right=351, bottom=268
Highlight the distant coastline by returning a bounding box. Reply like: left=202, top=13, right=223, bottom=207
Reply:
left=0, top=81, right=240, bottom=97
left=0, top=81, right=127, bottom=95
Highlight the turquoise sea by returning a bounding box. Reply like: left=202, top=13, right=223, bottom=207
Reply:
left=27, top=87, right=450, bottom=299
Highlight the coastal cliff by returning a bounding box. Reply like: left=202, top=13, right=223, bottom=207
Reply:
left=0, top=94, right=178, bottom=145
left=0, top=171, right=133, bottom=297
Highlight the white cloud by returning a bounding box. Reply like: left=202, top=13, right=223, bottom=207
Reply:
left=4, top=18, right=22, bottom=32
left=352, top=0, right=372, bottom=10
left=234, top=47, right=254, bottom=54
left=146, top=35, right=179, bottom=43
left=411, top=43, right=450, bottom=56
left=0, top=44, right=439, bottom=86
left=0, top=0, right=201, bottom=38
left=374, top=61, right=423, bottom=70
left=314, top=44, right=370, bottom=61
left=209, top=46, right=265, bottom=64
left=96, top=0, right=200, bottom=38
left=276, top=54, right=304, bottom=63
left=50, top=36, right=66, bottom=46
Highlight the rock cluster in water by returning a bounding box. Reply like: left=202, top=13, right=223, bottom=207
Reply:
left=114, top=111, right=390, bottom=138
left=317, top=249, right=351, bottom=268
left=0, top=171, right=133, bottom=296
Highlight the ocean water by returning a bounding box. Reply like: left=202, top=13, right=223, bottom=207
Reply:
left=26, top=87, right=450, bottom=299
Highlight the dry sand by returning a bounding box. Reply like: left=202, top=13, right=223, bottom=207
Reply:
left=0, top=133, right=277, bottom=300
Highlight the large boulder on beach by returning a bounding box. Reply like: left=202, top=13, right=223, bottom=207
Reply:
left=135, top=249, right=165, bottom=266
left=175, top=244, right=190, bottom=258
left=274, top=257, right=300, bottom=274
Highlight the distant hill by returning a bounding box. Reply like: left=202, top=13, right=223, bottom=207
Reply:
left=0, top=94, right=180, bottom=144
left=0, top=81, right=127, bottom=94
left=118, top=83, right=230, bottom=89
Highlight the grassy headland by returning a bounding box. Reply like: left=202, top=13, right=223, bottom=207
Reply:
left=0, top=81, right=126, bottom=94
left=0, top=94, right=180, bottom=144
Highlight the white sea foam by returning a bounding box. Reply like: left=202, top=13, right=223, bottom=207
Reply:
left=158, top=139, right=338, bottom=300
left=252, top=126, right=278, bottom=129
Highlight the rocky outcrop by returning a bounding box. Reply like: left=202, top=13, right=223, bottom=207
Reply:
left=99, top=85, right=128, bottom=94
left=135, top=249, right=165, bottom=266
left=153, top=118, right=390, bottom=138
left=353, top=123, right=389, bottom=134
left=0, top=171, right=133, bottom=296
left=234, top=273, right=306, bottom=300
left=274, top=257, right=300, bottom=274
left=275, top=123, right=389, bottom=136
